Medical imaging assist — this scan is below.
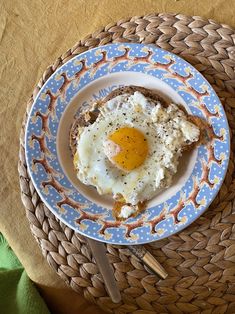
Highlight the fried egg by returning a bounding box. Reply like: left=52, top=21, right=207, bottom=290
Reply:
left=74, top=91, right=200, bottom=218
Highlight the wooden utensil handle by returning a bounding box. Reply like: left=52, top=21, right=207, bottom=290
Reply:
left=128, top=245, right=168, bottom=280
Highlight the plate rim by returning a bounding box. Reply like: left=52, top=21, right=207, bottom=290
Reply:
left=25, top=42, right=231, bottom=245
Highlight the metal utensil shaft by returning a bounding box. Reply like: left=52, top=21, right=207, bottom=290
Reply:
left=87, top=238, right=121, bottom=303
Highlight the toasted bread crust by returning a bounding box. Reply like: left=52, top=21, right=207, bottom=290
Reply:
left=101, top=85, right=168, bottom=107
left=70, top=110, right=99, bottom=156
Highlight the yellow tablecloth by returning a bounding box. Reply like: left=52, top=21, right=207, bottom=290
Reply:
left=0, top=0, right=234, bottom=313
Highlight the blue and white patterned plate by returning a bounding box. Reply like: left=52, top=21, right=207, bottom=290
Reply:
left=25, top=43, right=230, bottom=245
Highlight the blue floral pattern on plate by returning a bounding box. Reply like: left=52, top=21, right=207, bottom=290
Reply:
left=25, top=43, right=230, bottom=245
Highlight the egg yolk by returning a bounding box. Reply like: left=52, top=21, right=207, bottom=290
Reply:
left=106, top=127, right=148, bottom=171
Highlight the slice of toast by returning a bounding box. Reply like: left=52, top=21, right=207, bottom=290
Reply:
left=69, top=85, right=203, bottom=220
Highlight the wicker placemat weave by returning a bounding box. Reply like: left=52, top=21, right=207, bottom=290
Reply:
left=18, top=13, right=235, bottom=314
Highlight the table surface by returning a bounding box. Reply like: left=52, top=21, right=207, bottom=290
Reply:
left=1, top=0, right=234, bottom=313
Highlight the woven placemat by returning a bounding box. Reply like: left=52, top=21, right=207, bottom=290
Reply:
left=18, top=13, right=235, bottom=314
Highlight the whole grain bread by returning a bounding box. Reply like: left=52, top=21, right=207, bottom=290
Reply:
left=69, top=85, right=205, bottom=219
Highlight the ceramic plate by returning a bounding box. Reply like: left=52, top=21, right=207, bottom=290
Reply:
left=25, top=43, right=230, bottom=244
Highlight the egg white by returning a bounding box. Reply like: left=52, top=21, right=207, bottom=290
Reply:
left=75, top=91, right=200, bottom=206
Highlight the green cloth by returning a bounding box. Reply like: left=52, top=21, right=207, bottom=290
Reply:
left=0, top=234, right=50, bottom=314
